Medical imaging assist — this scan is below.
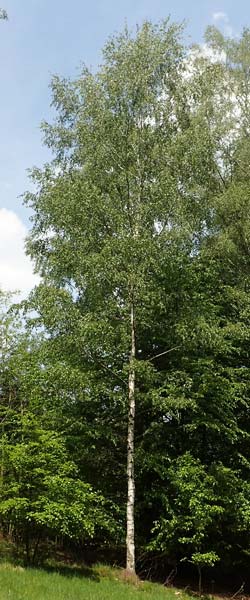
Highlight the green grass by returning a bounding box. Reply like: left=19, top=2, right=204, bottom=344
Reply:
left=0, top=562, right=194, bottom=600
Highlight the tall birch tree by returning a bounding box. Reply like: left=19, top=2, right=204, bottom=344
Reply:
left=24, top=20, right=215, bottom=572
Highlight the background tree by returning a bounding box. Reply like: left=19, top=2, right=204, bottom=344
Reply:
left=139, top=26, right=250, bottom=582
left=0, top=291, right=119, bottom=562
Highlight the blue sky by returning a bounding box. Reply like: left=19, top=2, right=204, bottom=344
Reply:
left=0, top=0, right=249, bottom=293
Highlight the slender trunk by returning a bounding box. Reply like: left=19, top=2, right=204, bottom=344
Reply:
left=25, top=528, right=30, bottom=564
left=32, top=533, right=41, bottom=565
left=126, top=299, right=136, bottom=572
left=1, top=423, right=4, bottom=486
left=198, top=565, right=202, bottom=596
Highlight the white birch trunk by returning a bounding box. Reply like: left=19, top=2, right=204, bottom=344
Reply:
left=126, top=299, right=136, bottom=572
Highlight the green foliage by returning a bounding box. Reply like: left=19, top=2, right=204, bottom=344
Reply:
left=0, top=417, right=118, bottom=558
left=149, top=454, right=224, bottom=557
left=190, top=551, right=219, bottom=568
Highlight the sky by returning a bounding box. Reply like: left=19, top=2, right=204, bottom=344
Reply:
left=0, top=0, right=249, bottom=295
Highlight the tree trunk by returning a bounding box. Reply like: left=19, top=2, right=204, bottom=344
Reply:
left=25, top=528, right=30, bottom=564
left=32, top=533, right=41, bottom=565
left=198, top=565, right=202, bottom=596
left=0, top=423, right=4, bottom=486
left=126, top=299, right=136, bottom=572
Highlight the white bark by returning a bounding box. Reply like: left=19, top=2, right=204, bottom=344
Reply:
left=126, top=299, right=136, bottom=572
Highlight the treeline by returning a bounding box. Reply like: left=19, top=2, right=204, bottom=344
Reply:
left=0, top=19, right=250, bottom=591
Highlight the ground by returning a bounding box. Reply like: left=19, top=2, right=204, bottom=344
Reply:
left=0, top=562, right=195, bottom=600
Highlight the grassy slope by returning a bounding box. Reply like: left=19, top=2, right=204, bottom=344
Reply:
left=0, top=563, right=192, bottom=600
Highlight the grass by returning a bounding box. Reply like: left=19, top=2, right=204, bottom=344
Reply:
left=0, top=562, right=194, bottom=600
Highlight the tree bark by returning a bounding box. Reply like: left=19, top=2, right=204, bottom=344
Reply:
left=126, top=299, right=136, bottom=572
left=1, top=423, right=4, bottom=486
left=198, top=565, right=202, bottom=596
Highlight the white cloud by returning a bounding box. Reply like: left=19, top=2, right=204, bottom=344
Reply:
left=0, top=208, right=39, bottom=296
left=212, top=11, right=233, bottom=36
left=212, top=11, right=228, bottom=22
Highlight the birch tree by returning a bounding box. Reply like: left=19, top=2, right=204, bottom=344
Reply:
left=24, top=20, right=215, bottom=572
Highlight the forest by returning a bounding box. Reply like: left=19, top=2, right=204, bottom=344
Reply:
left=0, top=16, right=250, bottom=594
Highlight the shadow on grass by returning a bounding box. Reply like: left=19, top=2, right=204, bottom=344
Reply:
left=0, top=537, right=100, bottom=582
left=38, top=562, right=100, bottom=582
